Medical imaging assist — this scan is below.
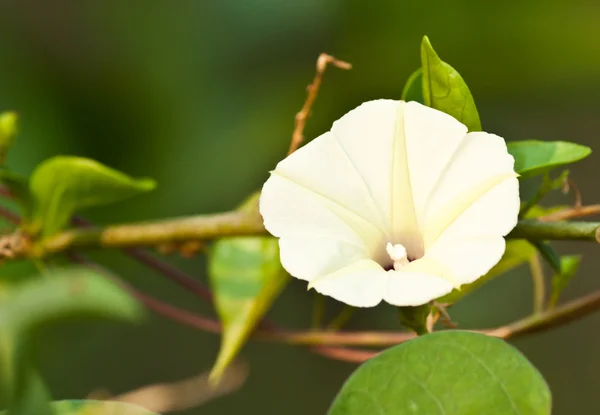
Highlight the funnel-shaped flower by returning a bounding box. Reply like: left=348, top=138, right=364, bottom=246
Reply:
left=259, top=100, right=519, bottom=307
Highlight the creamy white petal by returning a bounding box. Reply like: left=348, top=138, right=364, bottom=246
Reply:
left=279, top=236, right=369, bottom=282
left=384, top=270, right=454, bottom=306
left=331, top=100, right=399, bottom=233
left=308, top=260, right=388, bottom=307
left=402, top=102, right=468, bottom=240
left=425, top=236, right=506, bottom=285
left=421, top=132, right=519, bottom=249
left=260, top=173, right=381, bottom=250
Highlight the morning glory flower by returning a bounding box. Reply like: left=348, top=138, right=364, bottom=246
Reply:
left=259, top=100, right=519, bottom=307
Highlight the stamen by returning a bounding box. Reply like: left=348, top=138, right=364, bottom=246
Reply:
left=386, top=242, right=410, bottom=270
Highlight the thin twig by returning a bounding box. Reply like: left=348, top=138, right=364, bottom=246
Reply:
left=288, top=53, right=351, bottom=155
left=98, top=361, right=250, bottom=413
left=538, top=204, right=600, bottom=223
left=563, top=177, right=583, bottom=208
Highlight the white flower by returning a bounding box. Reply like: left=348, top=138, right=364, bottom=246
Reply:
left=259, top=100, right=519, bottom=307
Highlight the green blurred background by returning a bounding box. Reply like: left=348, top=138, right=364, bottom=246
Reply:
left=0, top=1, right=599, bottom=413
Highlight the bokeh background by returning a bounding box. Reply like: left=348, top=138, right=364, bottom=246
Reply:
left=0, top=1, right=599, bottom=414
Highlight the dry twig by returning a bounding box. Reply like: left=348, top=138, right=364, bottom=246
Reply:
left=288, top=53, right=351, bottom=155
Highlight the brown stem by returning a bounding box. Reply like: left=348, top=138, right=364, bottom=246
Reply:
left=288, top=53, right=351, bottom=155
left=538, top=204, right=600, bottom=222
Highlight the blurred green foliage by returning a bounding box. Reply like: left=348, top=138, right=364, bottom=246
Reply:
left=0, top=1, right=599, bottom=414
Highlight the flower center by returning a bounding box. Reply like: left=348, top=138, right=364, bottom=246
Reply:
left=385, top=242, right=410, bottom=271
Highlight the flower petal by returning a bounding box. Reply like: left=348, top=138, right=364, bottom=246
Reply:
left=331, top=100, right=400, bottom=235
left=421, top=131, right=519, bottom=248
left=279, top=236, right=369, bottom=282
left=384, top=270, right=454, bottom=306
left=308, top=260, right=388, bottom=307
left=262, top=129, right=388, bottom=244
left=425, top=236, right=506, bottom=285
left=401, top=102, right=468, bottom=251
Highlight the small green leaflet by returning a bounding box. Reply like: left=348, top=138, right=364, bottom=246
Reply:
left=548, top=255, right=582, bottom=309
left=508, top=140, right=591, bottom=179
left=0, top=112, right=17, bottom=166
left=420, top=36, right=482, bottom=131
left=328, top=331, right=551, bottom=415
left=29, top=156, right=156, bottom=238
left=208, top=236, right=288, bottom=382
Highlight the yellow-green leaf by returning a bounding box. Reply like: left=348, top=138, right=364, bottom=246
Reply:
left=0, top=112, right=18, bottom=166
left=29, top=156, right=156, bottom=237
left=439, top=240, right=536, bottom=303
left=420, top=36, right=481, bottom=131
left=208, top=237, right=288, bottom=382
left=548, top=255, right=582, bottom=308
left=508, top=140, right=591, bottom=179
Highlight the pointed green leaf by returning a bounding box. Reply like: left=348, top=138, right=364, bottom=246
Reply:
left=508, top=140, right=591, bottom=179
left=29, top=156, right=156, bottom=237
left=548, top=255, right=582, bottom=309
left=420, top=36, right=481, bottom=131
left=208, top=236, right=288, bottom=382
left=439, top=239, right=536, bottom=303
left=328, top=331, right=551, bottom=415
left=401, top=68, right=424, bottom=104
left=0, top=112, right=18, bottom=166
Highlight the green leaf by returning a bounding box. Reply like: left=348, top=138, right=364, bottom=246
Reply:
left=548, top=255, right=582, bottom=308
left=401, top=68, right=424, bottom=104
left=0, top=267, right=144, bottom=332
left=0, top=268, right=144, bottom=413
left=440, top=240, right=536, bottom=303
left=0, top=112, right=18, bottom=165
left=420, top=36, right=481, bottom=131
left=29, top=156, right=156, bottom=237
left=328, top=331, right=551, bottom=415
left=208, top=236, right=288, bottom=382
left=1, top=400, right=159, bottom=415
left=508, top=140, right=591, bottom=179
left=1, top=365, right=53, bottom=415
